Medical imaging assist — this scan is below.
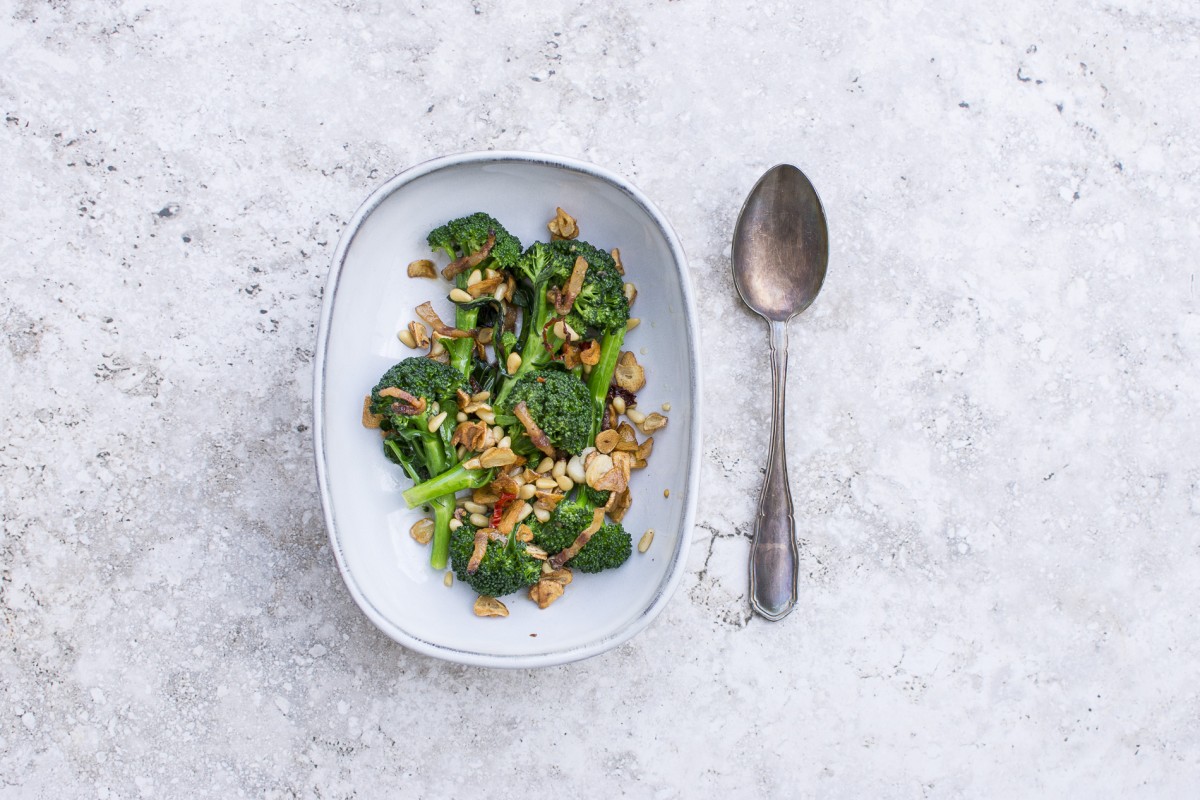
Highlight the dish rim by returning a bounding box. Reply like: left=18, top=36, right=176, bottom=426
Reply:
left=313, top=150, right=701, bottom=668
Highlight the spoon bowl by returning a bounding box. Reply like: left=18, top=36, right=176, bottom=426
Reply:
left=731, top=164, right=828, bottom=620
left=733, top=165, right=828, bottom=321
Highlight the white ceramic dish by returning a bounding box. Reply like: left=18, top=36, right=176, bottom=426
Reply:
left=314, top=151, right=699, bottom=668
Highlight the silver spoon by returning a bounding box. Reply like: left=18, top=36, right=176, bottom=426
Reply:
left=731, top=164, right=829, bottom=621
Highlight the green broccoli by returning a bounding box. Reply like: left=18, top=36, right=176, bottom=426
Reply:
left=496, top=242, right=578, bottom=397
left=548, top=239, right=625, bottom=337
left=549, top=239, right=616, bottom=274
left=503, top=368, right=593, bottom=456
left=427, top=212, right=523, bottom=271
left=533, top=503, right=593, bottom=554
left=494, top=239, right=630, bottom=429
left=449, top=523, right=542, bottom=597
left=564, top=259, right=628, bottom=335
left=372, top=358, right=469, bottom=569
left=533, top=495, right=631, bottom=573
left=579, top=485, right=611, bottom=508
left=426, top=213, right=522, bottom=379
left=496, top=239, right=631, bottom=406
left=565, top=522, right=632, bottom=573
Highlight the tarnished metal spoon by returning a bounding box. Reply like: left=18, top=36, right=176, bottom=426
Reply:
left=731, top=164, right=829, bottom=621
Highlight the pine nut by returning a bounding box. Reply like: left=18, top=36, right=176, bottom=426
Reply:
left=664, top=489, right=670, bottom=498
left=626, top=318, right=641, bottom=331
left=661, top=402, right=672, bottom=412
left=535, top=457, right=554, bottom=473
left=519, top=483, right=537, bottom=500
left=623, top=282, right=637, bottom=304
left=467, top=269, right=483, bottom=287
left=552, top=459, right=567, bottom=479
left=566, top=455, right=585, bottom=484
left=492, top=425, right=505, bottom=440
left=472, top=391, right=491, bottom=402
left=485, top=268, right=498, bottom=280
left=463, top=501, right=487, bottom=515
left=430, top=338, right=446, bottom=357
left=477, top=408, right=496, bottom=424
left=563, top=321, right=581, bottom=341
left=494, top=284, right=508, bottom=303
left=535, top=477, right=558, bottom=490
left=498, top=436, right=512, bottom=449
left=397, top=328, right=417, bottom=348
left=449, top=518, right=462, bottom=530
left=552, top=320, right=566, bottom=340
left=638, top=529, right=654, bottom=553
left=427, top=411, right=448, bottom=432
left=516, top=503, right=533, bottom=522
left=449, top=288, right=473, bottom=303
left=627, top=408, right=646, bottom=425
left=456, top=445, right=467, bottom=460
left=612, top=396, right=626, bottom=415
left=507, top=352, right=522, bottom=373
left=456, top=411, right=468, bottom=423
left=469, top=512, right=489, bottom=528
left=443, top=572, right=453, bottom=587
left=556, top=475, right=574, bottom=492
left=533, top=507, right=551, bottom=524
left=581, top=446, right=596, bottom=457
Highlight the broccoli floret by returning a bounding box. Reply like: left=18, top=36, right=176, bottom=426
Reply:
left=427, top=212, right=522, bottom=269
left=549, top=239, right=616, bottom=273
left=427, top=213, right=522, bottom=379
left=371, top=358, right=465, bottom=420
left=371, top=358, right=468, bottom=570
left=511, top=240, right=576, bottom=288
left=449, top=523, right=542, bottom=597
left=533, top=503, right=592, bottom=554
left=566, top=522, right=632, bottom=573
left=579, top=485, right=611, bottom=508
left=504, top=368, right=592, bottom=455
left=571, top=259, right=629, bottom=334
left=372, top=358, right=465, bottom=486
left=534, top=496, right=632, bottom=574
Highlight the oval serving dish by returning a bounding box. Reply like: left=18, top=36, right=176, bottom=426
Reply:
left=314, top=151, right=699, bottom=668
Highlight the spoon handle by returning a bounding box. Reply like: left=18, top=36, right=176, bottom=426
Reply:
left=749, top=319, right=798, bottom=620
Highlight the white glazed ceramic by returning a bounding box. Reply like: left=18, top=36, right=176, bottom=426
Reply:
left=314, top=152, right=699, bottom=668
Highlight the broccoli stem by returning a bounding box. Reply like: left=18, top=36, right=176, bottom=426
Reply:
left=496, top=288, right=563, bottom=406
left=429, top=494, right=455, bottom=569
left=402, top=461, right=490, bottom=509
left=448, top=273, right=478, bottom=379
left=586, top=326, right=627, bottom=440
left=398, top=424, right=458, bottom=568
left=422, top=430, right=448, bottom=477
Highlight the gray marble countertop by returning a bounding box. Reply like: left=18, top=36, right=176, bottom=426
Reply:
left=3, top=1, right=1197, bottom=796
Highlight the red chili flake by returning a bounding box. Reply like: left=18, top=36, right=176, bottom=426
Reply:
left=491, top=492, right=517, bottom=527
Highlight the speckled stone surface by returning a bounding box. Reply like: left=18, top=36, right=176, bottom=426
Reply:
left=2, top=1, right=1198, bottom=796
